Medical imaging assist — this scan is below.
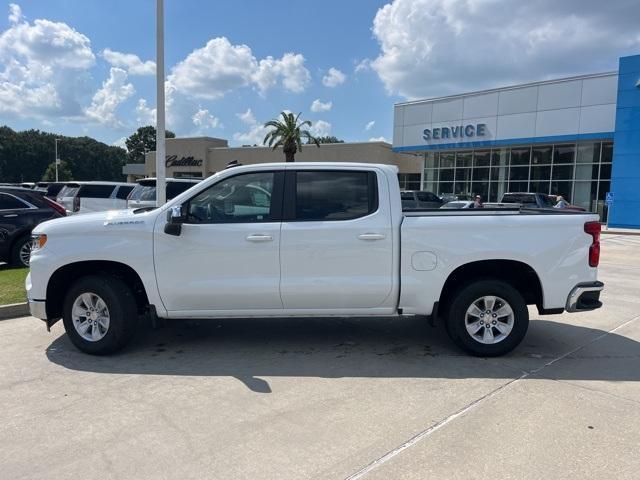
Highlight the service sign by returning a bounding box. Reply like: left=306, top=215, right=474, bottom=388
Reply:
left=423, top=123, right=487, bottom=142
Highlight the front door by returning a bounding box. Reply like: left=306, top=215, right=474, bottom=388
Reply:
left=279, top=169, right=394, bottom=310
left=154, top=170, right=284, bottom=313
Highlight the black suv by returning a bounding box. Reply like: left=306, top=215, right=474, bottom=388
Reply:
left=0, top=187, right=66, bottom=267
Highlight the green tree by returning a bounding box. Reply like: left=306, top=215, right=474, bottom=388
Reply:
left=125, top=125, right=176, bottom=163
left=311, top=136, right=344, bottom=144
left=263, top=112, right=319, bottom=162
left=0, top=126, right=128, bottom=182
left=41, top=160, right=73, bottom=181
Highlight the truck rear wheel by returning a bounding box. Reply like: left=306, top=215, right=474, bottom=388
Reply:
left=445, top=279, right=529, bottom=357
left=62, top=275, right=138, bottom=355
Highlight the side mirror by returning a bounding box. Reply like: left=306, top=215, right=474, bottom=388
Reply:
left=164, top=204, right=186, bottom=236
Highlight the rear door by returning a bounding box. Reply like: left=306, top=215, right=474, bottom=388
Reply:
left=279, top=168, right=394, bottom=310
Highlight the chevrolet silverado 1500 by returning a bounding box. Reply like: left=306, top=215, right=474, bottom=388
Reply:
left=26, top=163, right=604, bottom=356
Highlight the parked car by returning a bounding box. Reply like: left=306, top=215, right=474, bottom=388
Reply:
left=35, top=182, right=69, bottom=200
left=499, top=192, right=555, bottom=208
left=441, top=200, right=475, bottom=209
left=401, top=190, right=443, bottom=209
left=0, top=187, right=66, bottom=267
left=440, top=193, right=473, bottom=203
left=56, top=182, right=135, bottom=214
left=28, top=163, right=604, bottom=357
left=127, top=178, right=200, bottom=209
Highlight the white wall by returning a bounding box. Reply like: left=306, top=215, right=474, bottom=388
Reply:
left=393, top=73, right=618, bottom=149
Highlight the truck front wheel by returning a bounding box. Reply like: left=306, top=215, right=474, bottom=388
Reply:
left=445, top=279, right=529, bottom=357
left=62, top=275, right=138, bottom=355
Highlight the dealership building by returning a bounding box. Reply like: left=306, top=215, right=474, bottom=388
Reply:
left=132, top=54, right=640, bottom=228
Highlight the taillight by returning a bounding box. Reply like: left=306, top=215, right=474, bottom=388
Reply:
left=43, top=197, right=67, bottom=216
left=584, top=221, right=601, bottom=267
left=73, top=196, right=80, bottom=212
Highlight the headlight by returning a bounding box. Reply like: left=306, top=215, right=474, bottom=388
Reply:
left=31, top=233, right=47, bottom=252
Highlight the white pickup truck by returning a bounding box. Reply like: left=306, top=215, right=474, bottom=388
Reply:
left=26, top=163, right=604, bottom=356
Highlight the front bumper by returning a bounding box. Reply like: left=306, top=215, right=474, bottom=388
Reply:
left=28, top=299, right=47, bottom=320
left=566, top=281, right=604, bottom=312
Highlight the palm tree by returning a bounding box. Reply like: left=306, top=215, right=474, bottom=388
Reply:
left=263, top=112, right=320, bottom=162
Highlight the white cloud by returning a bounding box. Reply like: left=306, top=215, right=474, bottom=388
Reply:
left=369, top=136, right=387, bottom=142
left=310, top=119, right=332, bottom=137
left=322, top=67, right=346, bottom=87
left=192, top=107, right=221, bottom=129
left=112, top=136, right=127, bottom=148
left=237, top=108, right=256, bottom=125
left=233, top=123, right=270, bottom=145
left=102, top=48, right=155, bottom=75
left=355, top=58, right=371, bottom=73
left=0, top=5, right=95, bottom=119
left=8, top=3, right=22, bottom=24
left=85, top=67, right=135, bottom=126
left=135, top=98, right=156, bottom=125
left=365, top=120, right=375, bottom=131
left=168, top=37, right=310, bottom=100
left=253, top=52, right=310, bottom=95
left=310, top=98, right=332, bottom=112
left=371, top=0, right=640, bottom=99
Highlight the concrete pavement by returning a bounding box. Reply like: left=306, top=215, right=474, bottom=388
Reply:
left=0, top=234, right=639, bottom=479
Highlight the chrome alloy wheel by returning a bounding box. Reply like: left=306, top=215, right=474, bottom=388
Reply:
left=19, top=240, right=32, bottom=266
left=465, top=295, right=514, bottom=344
left=71, top=293, right=110, bottom=342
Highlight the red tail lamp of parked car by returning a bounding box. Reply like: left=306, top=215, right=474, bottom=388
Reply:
left=584, top=221, right=601, bottom=267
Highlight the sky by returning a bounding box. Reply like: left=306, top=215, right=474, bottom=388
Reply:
left=0, top=0, right=639, bottom=149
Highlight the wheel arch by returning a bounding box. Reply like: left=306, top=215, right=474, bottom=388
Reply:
left=46, top=260, right=150, bottom=320
left=438, top=259, right=544, bottom=314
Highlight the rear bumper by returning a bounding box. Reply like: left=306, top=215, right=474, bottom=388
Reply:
left=29, top=299, right=47, bottom=320
left=565, top=281, right=604, bottom=312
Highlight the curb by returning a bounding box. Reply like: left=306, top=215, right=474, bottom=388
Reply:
left=0, top=302, right=29, bottom=320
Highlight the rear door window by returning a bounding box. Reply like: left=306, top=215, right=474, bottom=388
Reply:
left=57, top=185, right=79, bottom=198
left=115, top=185, right=135, bottom=200
left=293, top=171, right=377, bottom=221
left=78, top=184, right=115, bottom=198
left=0, top=193, right=30, bottom=210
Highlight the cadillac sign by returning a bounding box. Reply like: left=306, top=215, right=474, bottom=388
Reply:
left=165, top=155, right=203, bottom=167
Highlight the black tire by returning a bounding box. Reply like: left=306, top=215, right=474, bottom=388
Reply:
left=445, top=279, right=529, bottom=357
left=62, top=275, right=138, bottom=355
left=10, top=235, right=32, bottom=267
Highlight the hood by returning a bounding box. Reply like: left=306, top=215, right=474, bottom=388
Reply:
left=33, top=208, right=159, bottom=235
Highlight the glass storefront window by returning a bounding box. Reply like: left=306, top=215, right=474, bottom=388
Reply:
left=473, top=167, right=490, bottom=181
left=575, top=163, right=599, bottom=181
left=472, top=182, right=489, bottom=199
left=530, top=180, right=550, bottom=194
left=509, top=166, right=529, bottom=181
left=552, top=164, right=574, bottom=180
left=440, top=152, right=455, bottom=168
left=439, top=182, right=453, bottom=195
left=473, top=150, right=491, bottom=167
left=532, top=146, right=552, bottom=165
left=510, top=147, right=531, bottom=165
left=601, top=142, right=613, bottom=163
left=573, top=181, right=598, bottom=210
left=577, top=142, right=600, bottom=164
left=600, top=163, right=612, bottom=179
left=553, top=145, right=575, bottom=164
left=425, top=152, right=439, bottom=169
left=423, top=169, right=437, bottom=183
left=456, top=151, right=473, bottom=167
left=530, top=165, right=551, bottom=181
left=508, top=181, right=528, bottom=192
left=439, top=169, right=454, bottom=182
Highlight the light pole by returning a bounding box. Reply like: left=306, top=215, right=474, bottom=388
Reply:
left=54, top=138, right=61, bottom=182
left=156, top=0, right=166, bottom=206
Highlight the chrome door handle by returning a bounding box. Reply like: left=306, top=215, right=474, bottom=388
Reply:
left=358, top=233, right=386, bottom=241
left=2, top=214, right=18, bottom=218
left=246, top=234, right=273, bottom=242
